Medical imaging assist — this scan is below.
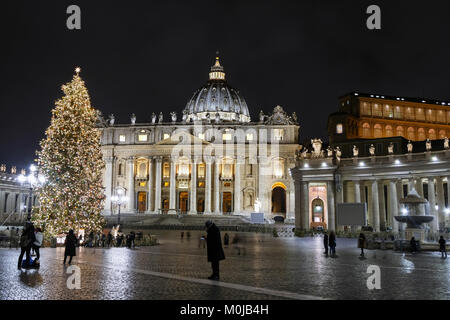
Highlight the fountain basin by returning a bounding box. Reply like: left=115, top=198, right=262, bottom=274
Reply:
left=394, top=216, right=434, bottom=229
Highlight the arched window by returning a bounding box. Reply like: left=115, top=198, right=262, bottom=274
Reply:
left=163, top=162, right=170, bottom=178
left=362, top=123, right=371, bottom=137
left=177, top=157, right=190, bottom=178
left=396, top=126, right=404, bottom=137
left=118, top=163, right=123, bottom=176
left=385, top=125, right=393, bottom=137
left=221, top=157, right=234, bottom=180
left=417, top=128, right=426, bottom=141
left=405, top=107, right=414, bottom=120
left=374, top=124, right=382, bottom=138
left=138, top=162, right=147, bottom=178
left=439, top=130, right=446, bottom=139
left=272, top=158, right=285, bottom=179
left=407, top=127, right=415, bottom=140
left=428, top=129, right=436, bottom=140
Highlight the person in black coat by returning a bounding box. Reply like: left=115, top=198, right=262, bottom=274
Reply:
left=329, top=231, right=336, bottom=257
left=438, top=236, right=447, bottom=259
left=205, top=220, right=225, bottom=280
left=64, top=229, right=77, bottom=265
left=17, top=222, right=36, bottom=269
left=410, top=237, right=417, bottom=253
left=323, top=232, right=329, bottom=255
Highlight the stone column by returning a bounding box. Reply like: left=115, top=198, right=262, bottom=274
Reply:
left=126, top=157, right=135, bottom=213
left=154, top=157, right=162, bottom=213
left=436, top=177, right=446, bottom=231
left=327, top=181, right=336, bottom=231
left=335, top=176, right=344, bottom=231
left=416, top=178, right=424, bottom=197
left=189, top=158, right=197, bottom=214
left=371, top=180, right=380, bottom=232
left=294, top=181, right=302, bottom=230
left=146, top=157, right=153, bottom=213
left=104, top=156, right=114, bottom=215
left=301, top=181, right=310, bottom=230
left=354, top=181, right=361, bottom=202
left=258, top=156, right=269, bottom=215
left=388, top=180, right=399, bottom=233
left=427, top=178, right=438, bottom=232
left=169, top=158, right=176, bottom=214
left=204, top=157, right=212, bottom=214
left=214, top=158, right=221, bottom=214
left=378, top=182, right=386, bottom=231
left=234, top=156, right=243, bottom=215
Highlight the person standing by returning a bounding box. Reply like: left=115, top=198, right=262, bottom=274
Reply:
left=17, top=222, right=35, bottom=269
left=64, top=229, right=77, bottom=265
left=205, top=221, right=225, bottom=280
left=410, top=236, right=417, bottom=254
left=223, top=233, right=230, bottom=247
left=358, top=233, right=366, bottom=257
left=439, top=236, right=447, bottom=259
left=106, top=232, right=112, bottom=248
left=323, top=232, right=329, bottom=255
left=33, top=227, right=44, bottom=261
left=329, top=231, right=336, bottom=257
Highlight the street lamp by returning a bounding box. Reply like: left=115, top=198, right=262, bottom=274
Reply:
left=111, top=186, right=128, bottom=225
left=17, top=164, right=46, bottom=221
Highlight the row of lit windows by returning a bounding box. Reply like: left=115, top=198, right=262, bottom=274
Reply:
left=361, top=122, right=448, bottom=140
left=360, top=102, right=450, bottom=123
left=118, top=129, right=285, bottom=143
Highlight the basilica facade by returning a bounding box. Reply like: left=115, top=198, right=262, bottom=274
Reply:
left=100, top=56, right=300, bottom=219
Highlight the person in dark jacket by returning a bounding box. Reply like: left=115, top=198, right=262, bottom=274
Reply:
left=410, top=237, right=417, bottom=253
left=329, top=231, right=336, bottom=257
left=64, top=229, right=77, bottom=265
left=223, top=233, right=230, bottom=246
left=205, top=220, right=225, bottom=280
left=17, top=222, right=35, bottom=269
left=106, top=232, right=112, bottom=248
left=358, top=233, right=366, bottom=257
left=439, top=236, right=447, bottom=259
left=323, top=232, right=329, bottom=255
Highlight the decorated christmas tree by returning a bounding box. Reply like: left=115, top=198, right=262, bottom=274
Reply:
left=32, top=68, right=105, bottom=237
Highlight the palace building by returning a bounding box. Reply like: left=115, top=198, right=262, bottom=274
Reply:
left=328, top=92, right=450, bottom=144
left=100, top=56, right=301, bottom=219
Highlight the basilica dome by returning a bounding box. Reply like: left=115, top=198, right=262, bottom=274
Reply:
left=183, top=55, right=251, bottom=123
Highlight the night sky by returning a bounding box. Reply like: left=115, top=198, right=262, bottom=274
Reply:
left=2, top=0, right=450, bottom=170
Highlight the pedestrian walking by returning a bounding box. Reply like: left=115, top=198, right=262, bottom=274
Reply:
left=106, top=232, right=112, bottom=248
left=101, top=233, right=106, bottom=247
left=323, top=232, right=329, bottom=255
left=410, top=237, right=417, bottom=254
left=439, top=236, right=447, bottom=259
left=32, top=227, right=44, bottom=262
left=223, top=233, right=229, bottom=246
left=17, top=222, right=35, bottom=269
left=198, top=234, right=206, bottom=248
left=64, top=229, right=77, bottom=265
left=358, top=233, right=366, bottom=257
left=205, top=221, right=225, bottom=281
left=180, top=231, right=184, bottom=240
left=130, top=231, right=135, bottom=248
left=329, top=231, right=336, bottom=257
left=186, top=231, right=191, bottom=240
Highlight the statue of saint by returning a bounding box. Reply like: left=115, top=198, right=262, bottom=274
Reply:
left=311, top=138, right=323, bottom=158
left=425, top=139, right=432, bottom=151
left=170, top=111, right=177, bottom=123
left=327, top=146, right=333, bottom=157
left=108, top=114, right=115, bottom=126
left=353, top=145, right=359, bottom=157
left=130, top=113, right=136, bottom=125
left=254, top=198, right=261, bottom=213
left=151, top=112, right=156, bottom=124
left=388, top=142, right=394, bottom=154
left=407, top=140, right=413, bottom=153
left=159, top=112, right=164, bottom=123
left=259, top=110, right=265, bottom=123
left=369, top=144, right=375, bottom=156
left=444, top=137, right=449, bottom=149
left=335, top=147, right=342, bottom=160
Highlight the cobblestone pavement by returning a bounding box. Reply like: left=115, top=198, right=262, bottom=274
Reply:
left=1, top=231, right=449, bottom=300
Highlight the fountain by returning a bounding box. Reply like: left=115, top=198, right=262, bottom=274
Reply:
left=395, top=189, right=434, bottom=243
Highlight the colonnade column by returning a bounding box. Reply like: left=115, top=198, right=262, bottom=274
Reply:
left=126, top=156, right=135, bottom=213
left=300, top=181, right=309, bottom=230
left=371, top=180, right=380, bottom=232
left=168, top=158, right=176, bottom=214
left=436, top=177, right=445, bottom=231
left=327, top=181, right=336, bottom=231
left=189, top=158, right=198, bottom=214
left=234, top=156, right=243, bottom=215
left=214, top=158, right=221, bottom=214
left=354, top=181, right=361, bottom=203
left=335, top=175, right=344, bottom=232
left=294, top=181, right=302, bottom=230
left=378, top=182, right=386, bottom=230
left=388, top=180, right=399, bottom=233
left=154, top=157, right=162, bottom=214
left=146, top=157, right=153, bottom=213
left=204, top=157, right=212, bottom=214
left=104, top=156, right=114, bottom=215
left=427, top=178, right=438, bottom=232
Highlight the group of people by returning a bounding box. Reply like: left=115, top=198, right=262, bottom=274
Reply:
left=75, top=231, right=137, bottom=249
left=17, top=222, right=43, bottom=269
left=322, top=231, right=337, bottom=257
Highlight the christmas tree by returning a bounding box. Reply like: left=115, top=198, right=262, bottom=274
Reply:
left=32, top=68, right=105, bottom=237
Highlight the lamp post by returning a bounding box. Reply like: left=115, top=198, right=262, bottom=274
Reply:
left=17, top=164, right=46, bottom=222
left=111, top=186, right=127, bottom=226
